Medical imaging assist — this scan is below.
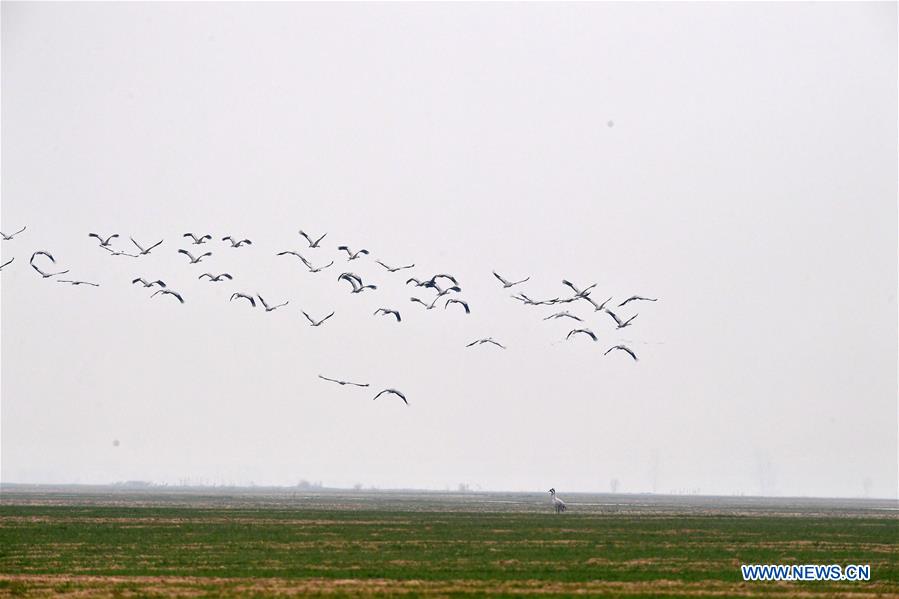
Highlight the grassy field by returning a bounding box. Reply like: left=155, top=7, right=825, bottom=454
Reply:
left=0, top=488, right=896, bottom=597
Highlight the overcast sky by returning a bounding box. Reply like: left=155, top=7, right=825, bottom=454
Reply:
left=2, top=2, right=896, bottom=498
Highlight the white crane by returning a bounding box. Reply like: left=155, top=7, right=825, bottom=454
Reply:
left=493, top=271, right=529, bottom=288
left=1, top=226, right=26, bottom=241
left=298, top=230, right=327, bottom=248
left=338, top=245, right=370, bottom=260
left=549, top=488, right=567, bottom=513
left=88, top=233, right=119, bottom=247
left=177, top=249, right=212, bottom=264
left=222, top=236, right=252, bottom=247
left=130, top=237, right=164, bottom=255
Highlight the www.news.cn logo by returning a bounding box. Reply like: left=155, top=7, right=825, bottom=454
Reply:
left=741, top=564, right=870, bottom=582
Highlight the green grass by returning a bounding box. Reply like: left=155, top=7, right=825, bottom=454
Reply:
left=0, top=502, right=896, bottom=596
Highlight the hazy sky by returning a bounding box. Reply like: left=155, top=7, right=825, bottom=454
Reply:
left=2, top=2, right=896, bottom=498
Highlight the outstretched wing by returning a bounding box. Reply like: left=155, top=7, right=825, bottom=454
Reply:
left=493, top=271, right=511, bottom=286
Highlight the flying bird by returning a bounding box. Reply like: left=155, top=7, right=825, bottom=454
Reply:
left=428, top=274, right=459, bottom=287
left=562, top=279, right=597, bottom=298
left=512, top=293, right=556, bottom=306
left=132, top=277, right=166, bottom=288
left=230, top=292, right=256, bottom=307
left=302, top=310, right=335, bottom=327
left=199, top=273, right=232, bottom=282
left=374, top=308, right=402, bottom=322
left=0, top=257, right=13, bottom=271
left=432, top=285, right=462, bottom=299
left=257, top=294, right=289, bottom=312
left=410, top=296, right=440, bottom=310
left=544, top=311, right=583, bottom=322
left=605, top=309, right=638, bottom=329
left=338, top=272, right=376, bottom=293
left=298, top=230, right=327, bottom=248
left=338, top=246, right=370, bottom=260
left=618, top=295, right=658, bottom=308
left=372, top=388, right=408, bottom=405
left=29, top=251, right=69, bottom=279
left=1, top=226, right=26, bottom=241
left=130, top=237, right=164, bottom=255
left=88, top=233, right=119, bottom=247
left=184, top=233, right=212, bottom=244
left=493, top=271, right=530, bottom=288
left=605, top=345, right=638, bottom=361
left=277, top=251, right=333, bottom=273
left=466, top=337, right=506, bottom=349
left=566, top=328, right=598, bottom=342
left=444, top=298, right=470, bottom=314
left=57, top=279, right=100, bottom=287
left=376, top=260, right=415, bottom=273
left=102, top=246, right=138, bottom=258
left=178, top=249, right=212, bottom=264
left=581, top=295, right=613, bottom=312
left=319, top=375, right=369, bottom=387
left=222, top=236, right=252, bottom=248
left=151, top=289, right=184, bottom=304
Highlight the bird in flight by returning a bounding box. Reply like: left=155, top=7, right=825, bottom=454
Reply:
left=493, top=271, right=530, bottom=288
left=302, top=310, right=335, bottom=327
left=222, top=236, right=252, bottom=248
left=257, top=294, right=289, bottom=312
left=566, top=328, right=598, bottom=342
left=512, top=293, right=556, bottom=306
left=230, top=292, right=256, bottom=307
left=130, top=237, right=163, bottom=255
left=277, top=251, right=333, bottom=273
left=605, top=345, right=638, bottom=361
left=30, top=251, right=69, bottom=279
left=0, top=257, right=13, bottom=271
left=444, top=298, right=470, bottom=314
left=467, top=337, right=506, bottom=349
left=406, top=277, right=440, bottom=290
left=407, top=277, right=460, bottom=295
left=88, top=233, right=119, bottom=247
left=102, top=246, right=138, bottom=258
left=544, top=311, right=583, bottom=322
left=184, top=233, right=212, bottom=245
left=152, top=289, right=184, bottom=304
left=57, top=279, right=100, bottom=287
left=581, top=295, right=613, bottom=312
left=374, top=308, right=402, bottom=322
left=605, top=309, right=638, bottom=329
left=618, top=295, right=658, bottom=308
left=319, top=375, right=369, bottom=387
left=132, top=277, right=166, bottom=288
left=338, top=272, right=376, bottom=293
left=376, top=260, right=415, bottom=273
left=199, top=273, right=232, bottom=282
left=298, top=230, right=327, bottom=248
left=428, top=274, right=459, bottom=287
left=433, top=285, right=462, bottom=299
left=178, top=249, right=212, bottom=264
left=338, top=246, right=370, bottom=260
left=373, top=388, right=408, bottom=405
left=410, top=296, right=440, bottom=310
left=562, top=279, right=597, bottom=298
left=1, top=226, right=26, bottom=241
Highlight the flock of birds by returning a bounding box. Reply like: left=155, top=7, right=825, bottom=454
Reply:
left=1, top=225, right=659, bottom=408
